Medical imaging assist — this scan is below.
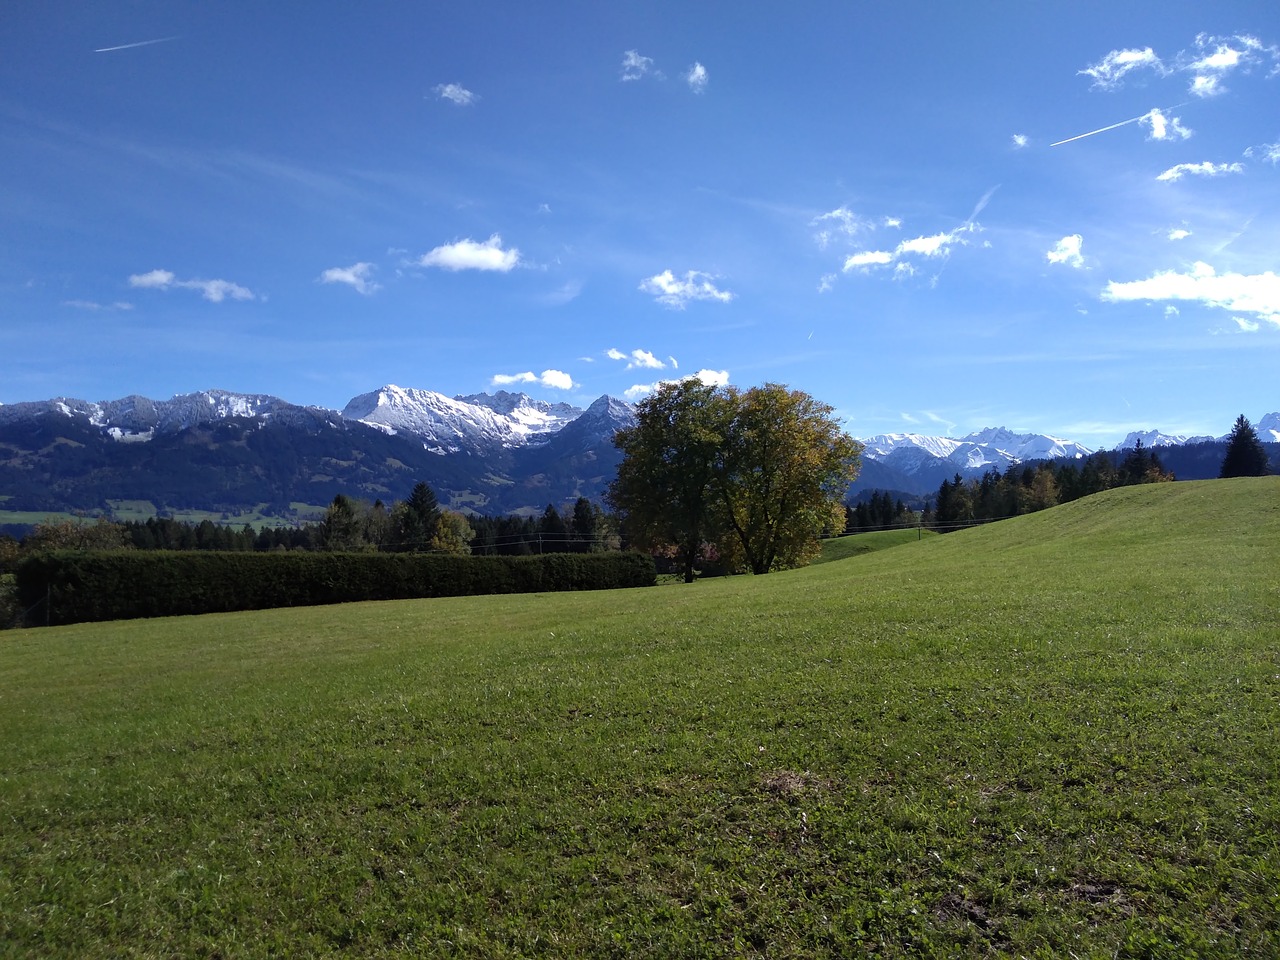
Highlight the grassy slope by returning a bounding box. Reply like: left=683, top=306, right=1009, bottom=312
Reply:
left=1, top=478, right=1277, bottom=957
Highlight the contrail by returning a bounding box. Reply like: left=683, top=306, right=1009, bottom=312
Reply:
left=95, top=36, right=179, bottom=53
left=1050, top=112, right=1147, bottom=147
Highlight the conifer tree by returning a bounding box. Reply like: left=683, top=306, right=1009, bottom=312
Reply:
left=1219, top=415, right=1270, bottom=478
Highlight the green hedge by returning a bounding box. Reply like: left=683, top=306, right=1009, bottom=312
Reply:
left=14, top=550, right=656, bottom=627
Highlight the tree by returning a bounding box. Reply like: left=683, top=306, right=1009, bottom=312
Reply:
left=430, top=510, right=475, bottom=555
left=393, top=482, right=442, bottom=552
left=24, top=517, right=132, bottom=552
left=570, top=496, right=600, bottom=552
left=608, top=379, right=729, bottom=582
left=609, top=380, right=860, bottom=579
left=714, top=384, right=862, bottom=573
left=1220, top=414, right=1270, bottom=478
left=318, top=494, right=361, bottom=551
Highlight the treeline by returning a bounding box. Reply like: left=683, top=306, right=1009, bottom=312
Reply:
left=932, top=443, right=1173, bottom=527
left=0, top=483, right=622, bottom=569
left=845, top=491, right=919, bottom=533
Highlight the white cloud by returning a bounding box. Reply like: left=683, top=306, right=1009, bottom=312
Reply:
left=1155, top=161, right=1244, bottom=182
left=639, top=269, right=734, bottom=308
left=624, top=368, right=730, bottom=401
left=490, top=369, right=576, bottom=390
left=418, top=234, right=520, bottom=272
left=319, top=262, right=379, bottom=295
left=1167, top=228, right=1192, bottom=241
left=817, top=273, right=837, bottom=293
left=842, top=250, right=894, bottom=271
left=898, top=232, right=957, bottom=257
left=1165, top=305, right=1179, bottom=317
left=129, top=268, right=175, bottom=289
left=692, top=368, right=730, bottom=387
left=1183, top=34, right=1274, bottom=96
left=621, top=50, right=655, bottom=81
left=1080, top=47, right=1163, bottom=89
left=128, top=268, right=255, bottom=302
left=685, top=62, right=708, bottom=93
left=1012, top=134, right=1028, bottom=149
left=1140, top=108, right=1192, bottom=141
left=1101, top=261, right=1280, bottom=328
left=841, top=223, right=976, bottom=274
left=629, top=349, right=665, bottom=369
left=893, top=262, right=916, bottom=280
left=883, top=217, right=902, bottom=229
left=1046, top=234, right=1085, bottom=268
left=607, top=348, right=666, bottom=369
left=1235, top=317, right=1261, bottom=332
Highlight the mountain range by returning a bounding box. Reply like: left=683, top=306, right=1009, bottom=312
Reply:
left=0, top=387, right=1275, bottom=523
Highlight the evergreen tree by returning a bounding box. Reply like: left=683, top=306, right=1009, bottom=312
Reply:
left=1219, top=415, right=1270, bottom=478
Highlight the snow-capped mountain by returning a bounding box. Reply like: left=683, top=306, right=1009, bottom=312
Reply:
left=1117, top=429, right=1215, bottom=449
left=0, top=385, right=1273, bottom=518
left=1118, top=412, right=1280, bottom=448
left=860, top=427, right=1092, bottom=476
left=1255, top=413, right=1280, bottom=443
left=0, top=389, right=298, bottom=440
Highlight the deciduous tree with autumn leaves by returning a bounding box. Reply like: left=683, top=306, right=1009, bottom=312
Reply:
left=608, top=380, right=861, bottom=580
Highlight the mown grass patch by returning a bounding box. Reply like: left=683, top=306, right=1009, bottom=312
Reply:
left=1, top=478, right=1277, bottom=957
left=815, top=527, right=935, bottom=564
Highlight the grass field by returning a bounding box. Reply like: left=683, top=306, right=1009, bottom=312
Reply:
left=2, top=478, right=1278, bottom=957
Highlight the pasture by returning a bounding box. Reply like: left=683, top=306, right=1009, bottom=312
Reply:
left=1, top=478, right=1277, bottom=957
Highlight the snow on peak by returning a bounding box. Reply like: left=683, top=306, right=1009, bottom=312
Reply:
left=860, top=427, right=1093, bottom=476
left=342, top=385, right=567, bottom=451
left=1118, top=429, right=1214, bottom=449
left=1256, top=412, right=1280, bottom=443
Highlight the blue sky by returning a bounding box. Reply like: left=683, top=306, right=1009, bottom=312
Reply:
left=3, top=1, right=1278, bottom=446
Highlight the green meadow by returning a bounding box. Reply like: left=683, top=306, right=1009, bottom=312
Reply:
left=2, top=478, right=1277, bottom=957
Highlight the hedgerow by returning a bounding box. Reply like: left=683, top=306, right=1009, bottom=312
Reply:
left=14, top=550, right=655, bottom=626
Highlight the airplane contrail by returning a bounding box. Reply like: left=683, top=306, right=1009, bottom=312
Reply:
left=1050, top=113, right=1152, bottom=147
left=94, top=36, right=179, bottom=53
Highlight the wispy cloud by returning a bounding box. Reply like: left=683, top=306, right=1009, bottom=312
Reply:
left=685, top=62, right=708, bottom=93
left=639, top=269, right=734, bottom=308
left=62, top=299, right=134, bottom=311
left=128, top=269, right=255, bottom=302
left=433, top=83, right=477, bottom=106
left=1155, top=161, right=1243, bottom=182
left=1102, top=261, right=1280, bottom=328
left=1012, top=134, right=1029, bottom=149
left=842, top=223, right=975, bottom=274
left=418, top=235, right=520, bottom=272
left=319, top=262, right=379, bottom=295
left=95, top=36, right=178, bottom=53
left=811, top=206, right=869, bottom=248
left=620, top=50, right=656, bottom=81
left=1245, top=142, right=1280, bottom=164
left=490, top=369, right=576, bottom=390
left=1168, top=228, right=1192, bottom=241
left=1079, top=47, right=1164, bottom=90
left=1047, top=235, right=1085, bottom=268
